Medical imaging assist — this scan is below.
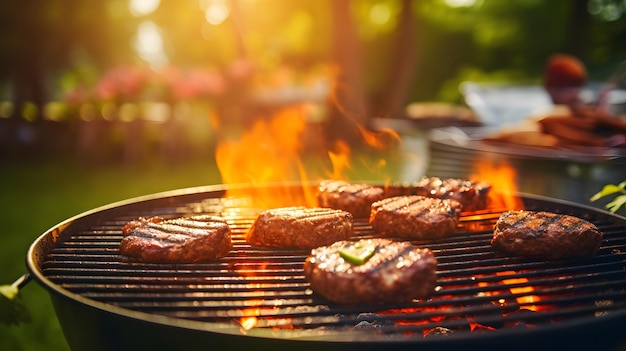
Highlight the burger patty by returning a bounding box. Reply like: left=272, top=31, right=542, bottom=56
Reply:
left=119, top=215, right=232, bottom=263
left=387, top=177, right=491, bottom=211
left=245, top=206, right=353, bottom=249
left=317, top=180, right=386, bottom=218
left=370, top=195, right=461, bottom=239
left=303, top=238, right=438, bottom=304
left=491, top=210, right=603, bottom=260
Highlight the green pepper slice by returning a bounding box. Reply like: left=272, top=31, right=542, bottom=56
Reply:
left=338, top=240, right=377, bottom=265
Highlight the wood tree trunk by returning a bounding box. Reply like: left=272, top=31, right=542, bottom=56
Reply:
left=327, top=0, right=368, bottom=146
left=377, top=0, right=417, bottom=119
left=567, top=0, right=591, bottom=60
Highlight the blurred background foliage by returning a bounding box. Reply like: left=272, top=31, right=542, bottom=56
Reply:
left=0, top=0, right=623, bottom=164
left=0, top=0, right=624, bottom=122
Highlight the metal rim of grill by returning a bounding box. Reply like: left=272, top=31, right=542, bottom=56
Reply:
left=27, top=183, right=626, bottom=344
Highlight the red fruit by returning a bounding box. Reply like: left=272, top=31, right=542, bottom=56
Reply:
left=543, top=54, right=587, bottom=88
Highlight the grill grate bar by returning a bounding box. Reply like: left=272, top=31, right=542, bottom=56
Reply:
left=38, top=192, right=626, bottom=340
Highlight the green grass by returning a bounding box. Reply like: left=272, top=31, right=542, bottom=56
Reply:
left=0, top=156, right=223, bottom=351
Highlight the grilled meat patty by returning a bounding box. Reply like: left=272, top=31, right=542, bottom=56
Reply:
left=491, top=210, right=603, bottom=260
left=317, top=180, right=386, bottom=218
left=370, top=195, right=461, bottom=239
left=387, top=177, right=491, bottom=211
left=246, top=206, right=353, bottom=249
left=303, top=238, right=438, bottom=304
left=120, top=215, right=232, bottom=263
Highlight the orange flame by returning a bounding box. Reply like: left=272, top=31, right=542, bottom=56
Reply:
left=214, top=102, right=403, bottom=208
left=357, top=124, right=400, bottom=150
left=471, top=158, right=524, bottom=210
left=215, top=107, right=307, bottom=185
left=214, top=106, right=318, bottom=207
left=326, top=140, right=351, bottom=180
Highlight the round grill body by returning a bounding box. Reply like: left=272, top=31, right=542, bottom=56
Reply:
left=26, top=183, right=626, bottom=351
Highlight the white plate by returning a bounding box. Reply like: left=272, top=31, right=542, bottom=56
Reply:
left=429, top=126, right=626, bottom=163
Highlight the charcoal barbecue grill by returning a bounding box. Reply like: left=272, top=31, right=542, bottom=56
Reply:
left=25, top=182, right=626, bottom=351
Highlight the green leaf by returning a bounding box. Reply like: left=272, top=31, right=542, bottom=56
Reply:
left=590, top=184, right=625, bottom=202
left=0, top=284, right=32, bottom=326
left=338, top=240, right=377, bottom=265
left=606, top=195, right=626, bottom=214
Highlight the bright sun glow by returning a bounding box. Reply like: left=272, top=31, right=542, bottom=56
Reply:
left=129, top=0, right=160, bottom=16
left=134, top=21, right=168, bottom=68
left=204, top=0, right=230, bottom=25
left=369, top=3, right=391, bottom=25
left=444, top=0, right=479, bottom=7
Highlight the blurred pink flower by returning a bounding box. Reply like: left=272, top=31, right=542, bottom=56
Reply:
left=96, top=64, right=148, bottom=102
left=167, top=67, right=227, bottom=101
left=227, top=58, right=255, bottom=81
left=63, top=86, right=91, bottom=106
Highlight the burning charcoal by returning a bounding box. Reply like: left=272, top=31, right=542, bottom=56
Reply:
left=356, top=312, right=380, bottom=322
left=353, top=313, right=394, bottom=330
left=423, top=326, right=454, bottom=337
left=469, top=322, right=497, bottom=333
left=503, top=308, right=542, bottom=329
left=492, top=297, right=521, bottom=314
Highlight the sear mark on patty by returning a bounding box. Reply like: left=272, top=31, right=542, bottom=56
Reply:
left=119, top=215, right=232, bottom=263
left=387, top=177, right=491, bottom=212
left=317, top=180, right=387, bottom=218
left=245, top=206, right=354, bottom=249
left=491, top=210, right=603, bottom=260
left=304, top=238, right=438, bottom=305
left=369, top=195, right=461, bottom=240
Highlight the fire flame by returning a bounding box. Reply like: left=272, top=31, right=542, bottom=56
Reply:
left=471, top=158, right=524, bottom=210
left=214, top=106, right=318, bottom=207
left=214, top=103, right=401, bottom=208
left=326, top=140, right=351, bottom=180
left=215, top=106, right=308, bottom=185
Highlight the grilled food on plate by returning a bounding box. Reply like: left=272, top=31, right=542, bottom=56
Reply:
left=246, top=206, right=353, bottom=249
left=491, top=210, right=603, bottom=260
left=304, top=238, right=438, bottom=304
left=370, top=195, right=461, bottom=239
left=120, top=215, right=232, bottom=263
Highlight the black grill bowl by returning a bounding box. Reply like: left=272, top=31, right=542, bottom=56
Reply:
left=26, top=183, right=626, bottom=351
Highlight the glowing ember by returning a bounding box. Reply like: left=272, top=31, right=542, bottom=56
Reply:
left=468, top=319, right=497, bottom=332
left=240, top=316, right=258, bottom=331
left=477, top=271, right=543, bottom=312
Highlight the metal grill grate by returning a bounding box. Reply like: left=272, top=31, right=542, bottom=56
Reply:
left=39, top=188, right=626, bottom=341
